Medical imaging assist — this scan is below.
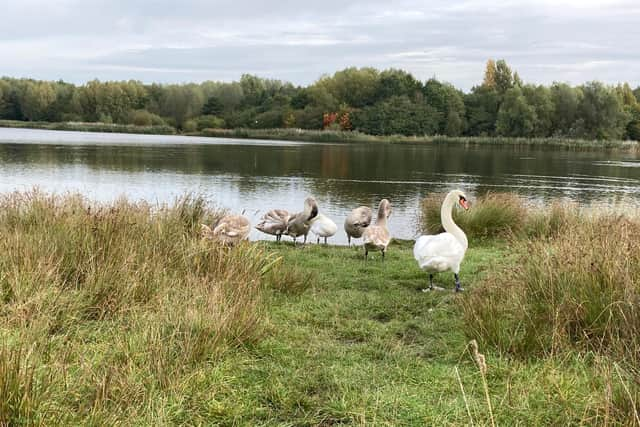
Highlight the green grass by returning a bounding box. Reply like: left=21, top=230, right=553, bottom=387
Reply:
left=1, top=192, right=637, bottom=425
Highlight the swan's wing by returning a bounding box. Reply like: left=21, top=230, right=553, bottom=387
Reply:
left=413, top=233, right=464, bottom=267
left=256, top=209, right=289, bottom=233
left=363, top=225, right=391, bottom=248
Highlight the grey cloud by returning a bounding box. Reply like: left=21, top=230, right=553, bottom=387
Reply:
left=1, top=0, right=639, bottom=89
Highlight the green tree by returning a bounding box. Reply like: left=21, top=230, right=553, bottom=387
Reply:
left=522, top=84, right=554, bottom=137
left=159, top=84, right=205, bottom=129
left=19, top=81, right=57, bottom=121
left=202, top=96, right=224, bottom=116
left=496, top=86, right=536, bottom=137
left=315, top=67, right=380, bottom=108
left=351, top=96, right=440, bottom=136
left=577, top=81, right=629, bottom=139
left=423, top=79, right=466, bottom=136
left=375, top=69, right=422, bottom=101
left=464, top=86, right=499, bottom=136
left=550, top=82, right=581, bottom=136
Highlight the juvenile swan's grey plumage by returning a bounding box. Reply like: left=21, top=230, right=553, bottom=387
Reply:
left=344, top=206, right=372, bottom=246
left=201, top=214, right=251, bottom=246
left=362, top=199, right=392, bottom=261
left=285, top=197, right=319, bottom=245
left=255, top=209, right=290, bottom=242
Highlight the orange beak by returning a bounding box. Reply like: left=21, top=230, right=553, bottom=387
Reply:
left=460, top=199, right=470, bottom=210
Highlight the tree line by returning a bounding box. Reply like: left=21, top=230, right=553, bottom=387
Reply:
left=1, top=59, right=639, bottom=140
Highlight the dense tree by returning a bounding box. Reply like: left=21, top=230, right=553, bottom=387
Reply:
left=157, top=84, right=204, bottom=129
left=423, top=79, right=466, bottom=135
left=202, top=96, right=224, bottom=116
left=19, top=81, right=57, bottom=121
left=0, top=61, right=638, bottom=141
left=577, top=81, right=629, bottom=139
left=550, top=82, right=581, bottom=136
left=496, top=86, right=537, bottom=137
left=351, top=96, right=440, bottom=136
left=464, top=86, right=500, bottom=136
left=522, top=84, right=554, bottom=137
left=315, top=67, right=380, bottom=108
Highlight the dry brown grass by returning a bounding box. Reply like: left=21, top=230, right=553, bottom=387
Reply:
left=0, top=190, right=289, bottom=424
left=461, top=213, right=640, bottom=423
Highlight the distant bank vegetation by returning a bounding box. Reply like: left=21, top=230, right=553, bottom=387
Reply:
left=1, top=59, right=639, bottom=141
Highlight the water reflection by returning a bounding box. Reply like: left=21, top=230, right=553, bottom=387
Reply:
left=0, top=127, right=639, bottom=244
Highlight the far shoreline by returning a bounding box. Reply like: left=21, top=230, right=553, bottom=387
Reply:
left=1, top=119, right=638, bottom=151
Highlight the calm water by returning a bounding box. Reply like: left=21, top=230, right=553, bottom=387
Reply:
left=1, top=127, right=639, bottom=244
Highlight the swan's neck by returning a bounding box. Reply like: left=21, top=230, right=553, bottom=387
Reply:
left=376, top=205, right=388, bottom=227
left=442, top=195, right=467, bottom=248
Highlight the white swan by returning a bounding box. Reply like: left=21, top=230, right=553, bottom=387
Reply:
left=363, top=199, right=392, bottom=261
left=310, top=213, right=337, bottom=244
left=413, top=190, right=470, bottom=292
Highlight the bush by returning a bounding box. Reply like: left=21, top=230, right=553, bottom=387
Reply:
left=128, top=109, right=166, bottom=127
left=182, top=119, right=198, bottom=132
left=195, top=115, right=225, bottom=131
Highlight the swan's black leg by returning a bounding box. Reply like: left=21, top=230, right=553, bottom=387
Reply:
left=317, top=237, right=320, bottom=244
left=381, top=250, right=385, bottom=261
left=303, top=234, right=307, bottom=245
left=364, top=249, right=368, bottom=261
left=429, top=274, right=434, bottom=290
left=324, top=236, right=327, bottom=245
left=348, top=236, right=351, bottom=247
left=454, top=274, right=463, bottom=292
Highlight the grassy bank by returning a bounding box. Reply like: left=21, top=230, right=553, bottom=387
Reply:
left=197, top=128, right=640, bottom=150
left=0, top=119, right=176, bottom=135
left=1, top=119, right=638, bottom=150
left=2, top=192, right=639, bottom=424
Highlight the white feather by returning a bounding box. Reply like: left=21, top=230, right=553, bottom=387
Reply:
left=310, top=214, right=337, bottom=238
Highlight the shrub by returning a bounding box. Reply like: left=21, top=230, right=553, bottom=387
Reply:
left=420, top=192, right=528, bottom=240
left=182, top=119, right=197, bottom=132
left=128, top=109, right=166, bottom=127
left=195, top=115, right=225, bottom=131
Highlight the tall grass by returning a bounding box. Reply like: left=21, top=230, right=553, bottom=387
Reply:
left=0, top=119, right=176, bottom=135
left=198, top=127, right=640, bottom=150
left=461, top=213, right=640, bottom=422
left=0, top=190, right=288, bottom=424
left=420, top=192, right=581, bottom=241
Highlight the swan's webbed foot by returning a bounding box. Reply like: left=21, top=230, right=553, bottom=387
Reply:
left=421, top=274, right=445, bottom=292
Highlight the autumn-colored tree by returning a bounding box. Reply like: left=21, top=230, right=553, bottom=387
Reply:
left=482, top=59, right=497, bottom=88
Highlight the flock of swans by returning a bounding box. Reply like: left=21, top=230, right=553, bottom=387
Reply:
left=202, top=189, right=470, bottom=292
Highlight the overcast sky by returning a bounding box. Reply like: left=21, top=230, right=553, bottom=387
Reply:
left=1, top=0, right=639, bottom=90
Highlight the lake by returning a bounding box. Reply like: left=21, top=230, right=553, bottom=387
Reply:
left=1, top=127, right=639, bottom=244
